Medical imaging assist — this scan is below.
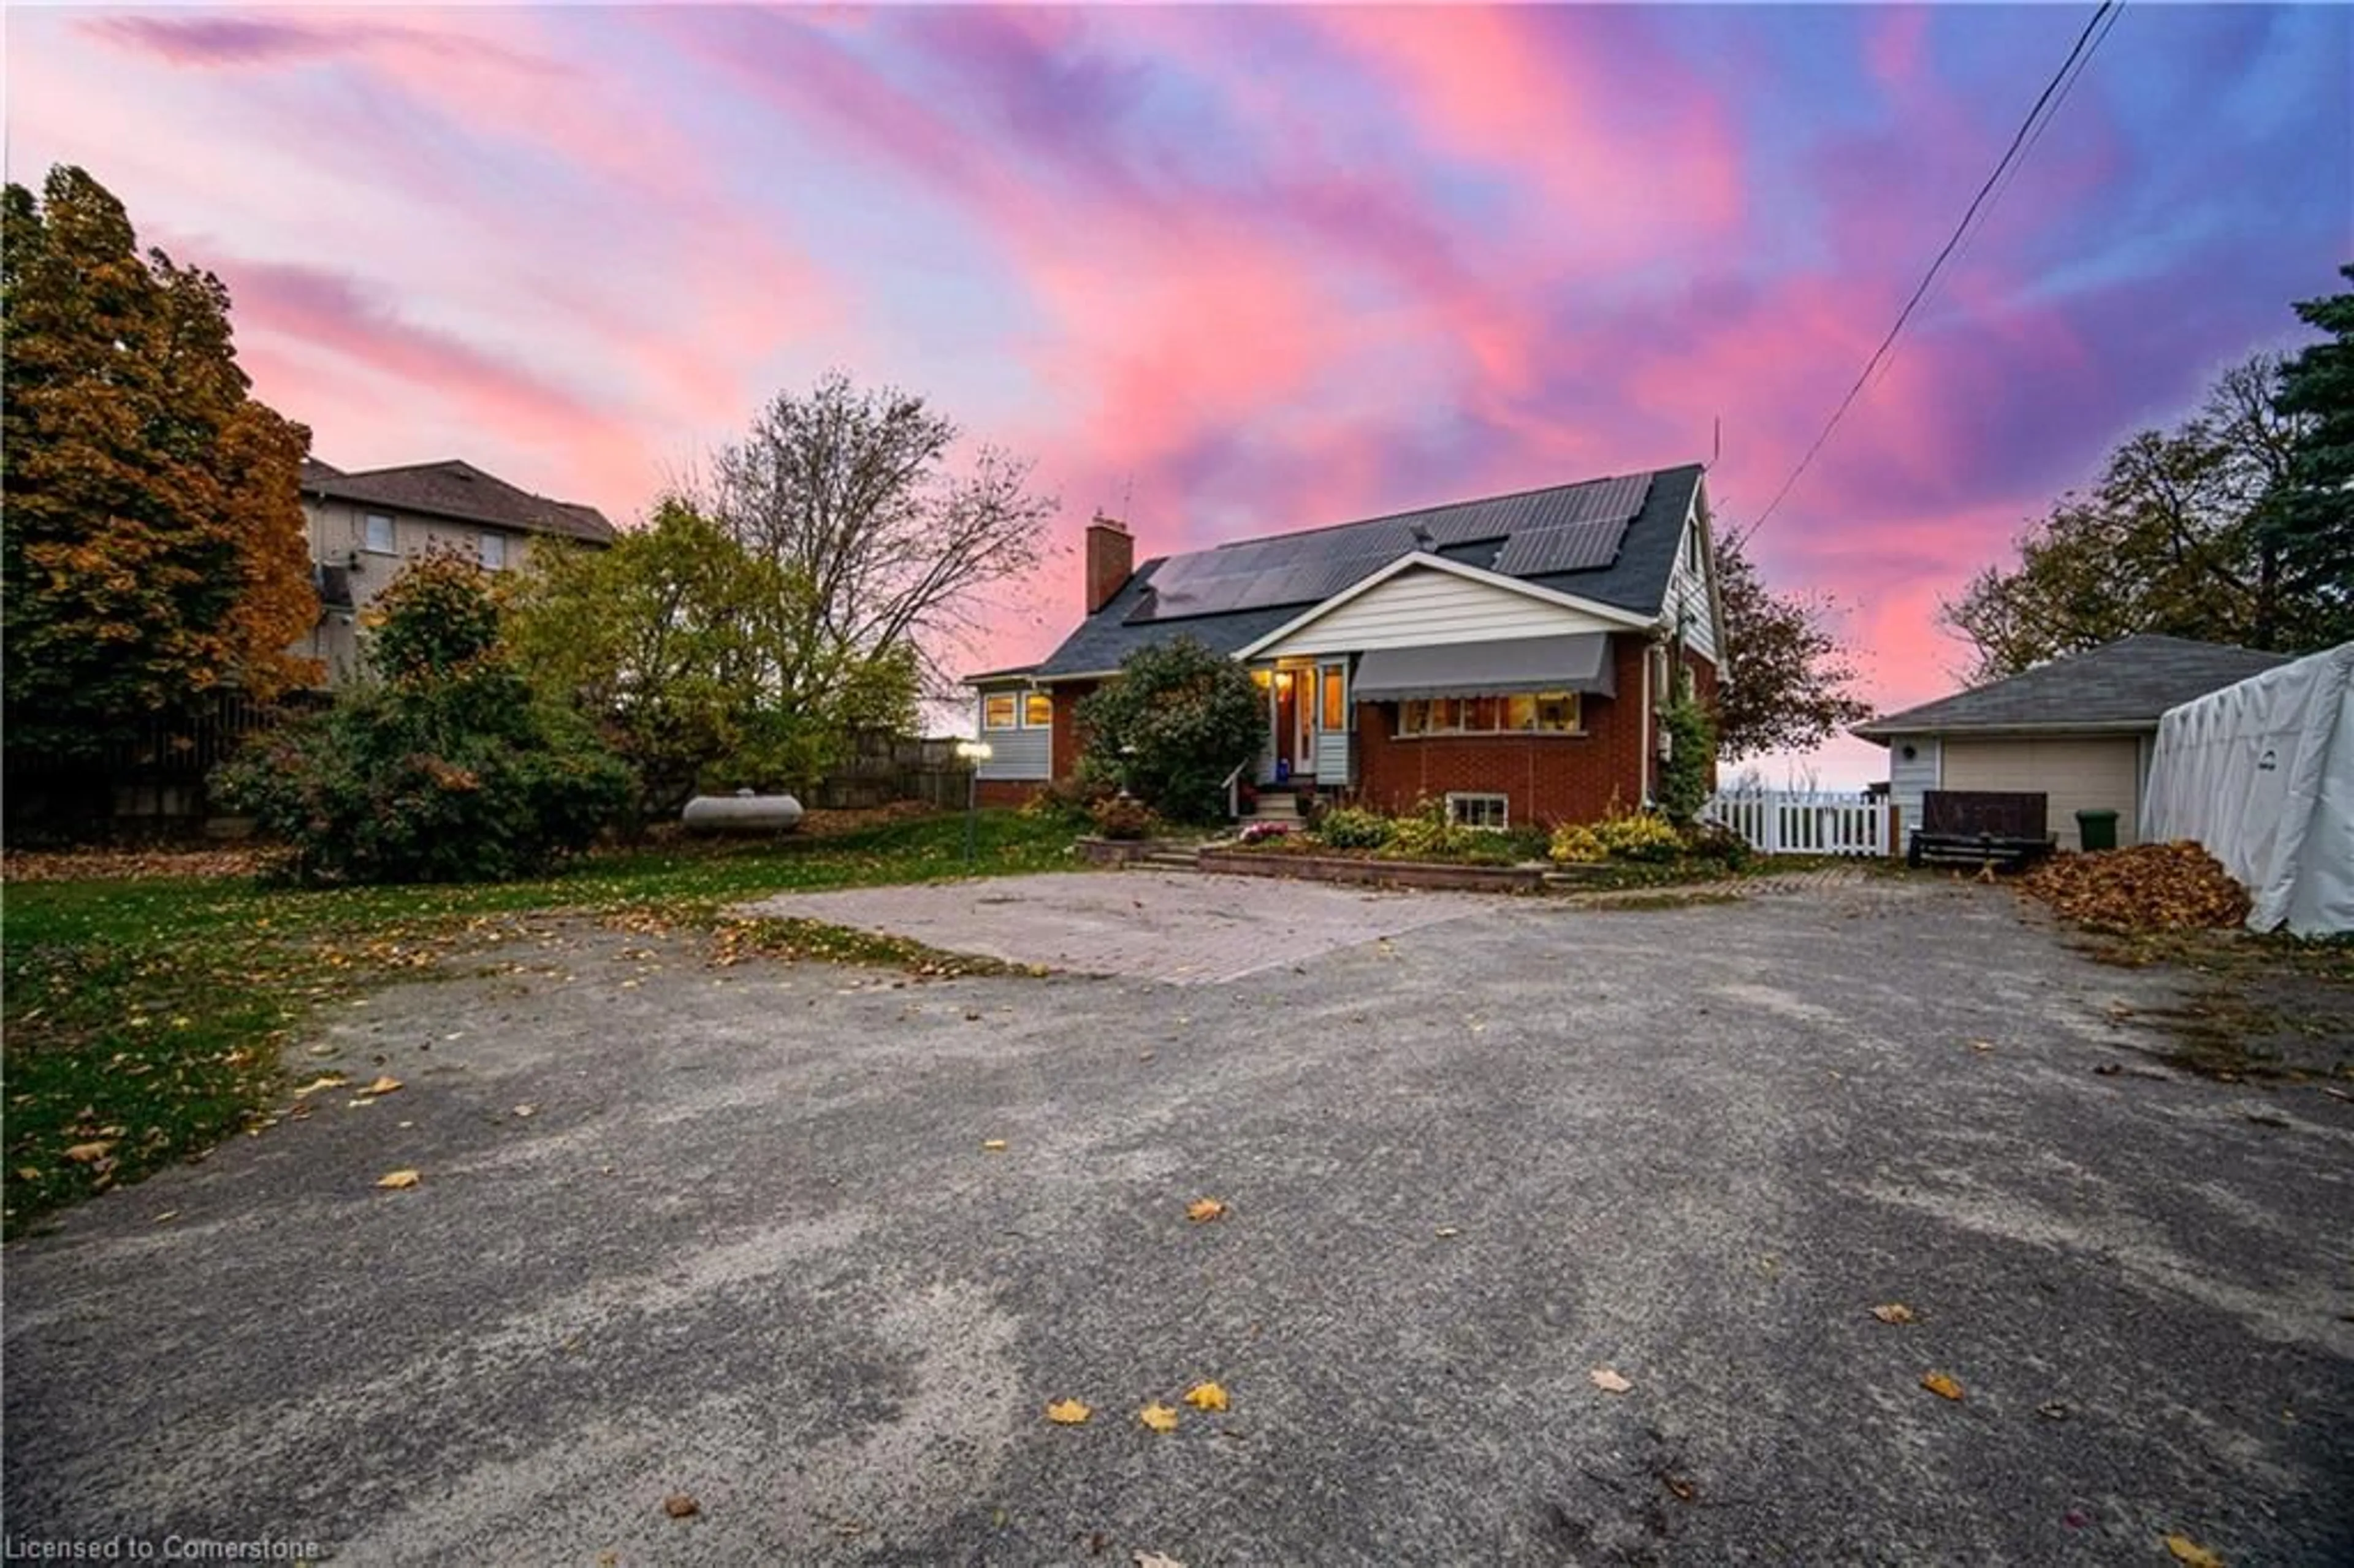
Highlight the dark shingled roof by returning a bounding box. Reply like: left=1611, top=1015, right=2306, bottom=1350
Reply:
left=1004, top=463, right=1705, bottom=680
left=303, top=459, right=616, bottom=546
left=1854, top=635, right=2293, bottom=739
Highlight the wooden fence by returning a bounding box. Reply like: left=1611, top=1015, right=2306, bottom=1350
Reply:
left=1702, top=789, right=1892, bottom=858
left=3, top=690, right=318, bottom=837
left=809, top=733, right=972, bottom=811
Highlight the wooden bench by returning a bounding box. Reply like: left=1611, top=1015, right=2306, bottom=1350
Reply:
left=1906, top=790, right=2058, bottom=871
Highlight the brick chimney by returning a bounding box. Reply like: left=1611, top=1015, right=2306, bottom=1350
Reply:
left=1085, top=512, right=1133, bottom=615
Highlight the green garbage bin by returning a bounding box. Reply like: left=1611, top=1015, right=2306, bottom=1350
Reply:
left=2076, top=808, right=2119, bottom=852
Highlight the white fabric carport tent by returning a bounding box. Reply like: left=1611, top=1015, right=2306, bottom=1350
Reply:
left=2143, top=641, right=2353, bottom=936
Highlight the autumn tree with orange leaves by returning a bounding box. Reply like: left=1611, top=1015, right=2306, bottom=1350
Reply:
left=2, top=165, right=318, bottom=757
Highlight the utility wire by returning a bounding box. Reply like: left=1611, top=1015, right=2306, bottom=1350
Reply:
left=1749, top=1, right=2124, bottom=534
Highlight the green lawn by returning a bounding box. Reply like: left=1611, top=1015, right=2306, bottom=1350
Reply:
left=2, top=810, right=1077, bottom=1235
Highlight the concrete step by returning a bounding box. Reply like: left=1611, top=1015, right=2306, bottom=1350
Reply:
left=1141, top=849, right=1202, bottom=872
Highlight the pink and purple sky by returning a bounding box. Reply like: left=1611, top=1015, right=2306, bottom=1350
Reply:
left=7, top=4, right=2347, bottom=780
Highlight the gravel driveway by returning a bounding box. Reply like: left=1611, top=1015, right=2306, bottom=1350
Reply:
left=6, top=875, right=2350, bottom=1564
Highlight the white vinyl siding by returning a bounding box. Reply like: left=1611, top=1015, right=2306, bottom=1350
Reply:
left=1666, top=523, right=1716, bottom=662
left=1887, top=735, right=1941, bottom=844
left=973, top=685, right=1052, bottom=780
left=1941, top=737, right=2143, bottom=851
left=1253, top=566, right=1621, bottom=660
left=975, top=730, right=1049, bottom=780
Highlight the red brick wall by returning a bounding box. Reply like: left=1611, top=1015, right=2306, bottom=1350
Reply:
left=1050, top=681, right=1095, bottom=780
left=975, top=780, right=1047, bottom=809
left=1351, top=634, right=1656, bottom=828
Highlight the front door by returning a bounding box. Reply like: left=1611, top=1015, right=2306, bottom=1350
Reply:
left=1293, top=672, right=1316, bottom=781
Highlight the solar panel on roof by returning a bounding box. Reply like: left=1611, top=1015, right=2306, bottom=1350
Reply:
left=1126, top=471, right=1658, bottom=623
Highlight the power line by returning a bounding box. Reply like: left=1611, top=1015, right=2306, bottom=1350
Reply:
left=1749, top=1, right=2125, bottom=533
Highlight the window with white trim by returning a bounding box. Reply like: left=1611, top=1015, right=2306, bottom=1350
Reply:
left=362, top=513, right=395, bottom=554
left=1446, top=793, right=1509, bottom=830
left=1396, top=692, right=1580, bottom=735
left=479, top=531, right=509, bottom=570
left=982, top=693, right=1019, bottom=729
left=1024, top=691, right=1053, bottom=727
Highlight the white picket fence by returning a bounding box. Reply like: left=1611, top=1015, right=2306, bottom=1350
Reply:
left=1702, top=790, right=1890, bottom=858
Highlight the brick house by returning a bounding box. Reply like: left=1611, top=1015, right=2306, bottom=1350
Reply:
left=298, top=458, right=615, bottom=684
left=968, top=463, right=1723, bottom=829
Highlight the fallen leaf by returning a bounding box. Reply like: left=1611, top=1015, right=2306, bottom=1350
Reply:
left=1182, top=1381, right=1229, bottom=1412
left=512, top=1104, right=536, bottom=1117
left=1045, top=1398, right=1092, bottom=1425
left=663, top=1494, right=699, bottom=1520
left=1186, top=1198, right=1227, bottom=1222
left=1920, top=1371, right=1965, bottom=1401
left=1134, top=1554, right=1186, bottom=1568
left=291, top=1075, right=346, bottom=1098
left=2163, top=1535, right=2222, bottom=1567
left=981, top=1139, right=1008, bottom=1152
left=15, top=1167, right=43, bottom=1182
left=362, top=1075, right=403, bottom=1096
left=63, top=1141, right=114, bottom=1164
left=1589, top=1367, right=1632, bottom=1395
left=375, top=1169, right=422, bottom=1190
left=1870, top=1303, right=1917, bottom=1325
left=1968, top=1040, right=1994, bottom=1052
left=1435, top=1226, right=1461, bottom=1238
left=1663, top=1475, right=1697, bottom=1502
left=2037, top=1400, right=2071, bottom=1421
left=1138, top=1402, right=1179, bottom=1433
left=151, top=1211, right=178, bottom=1224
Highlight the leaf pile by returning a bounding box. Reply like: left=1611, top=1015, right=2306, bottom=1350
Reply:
left=2017, top=842, right=2251, bottom=934
left=2, top=847, right=273, bottom=884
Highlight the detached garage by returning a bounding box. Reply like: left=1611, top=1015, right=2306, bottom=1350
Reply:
left=1856, top=636, right=2291, bottom=851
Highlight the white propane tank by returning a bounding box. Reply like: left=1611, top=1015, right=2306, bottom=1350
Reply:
left=681, top=790, right=804, bottom=835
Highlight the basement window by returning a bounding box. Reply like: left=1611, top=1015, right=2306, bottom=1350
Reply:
left=1445, top=793, right=1509, bottom=831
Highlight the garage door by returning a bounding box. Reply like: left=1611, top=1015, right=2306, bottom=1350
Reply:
left=1942, top=737, right=2142, bottom=851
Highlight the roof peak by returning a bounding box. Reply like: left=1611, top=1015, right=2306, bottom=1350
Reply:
left=1206, top=462, right=1702, bottom=552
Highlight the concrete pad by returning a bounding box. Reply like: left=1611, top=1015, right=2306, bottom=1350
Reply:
left=735, top=869, right=1496, bottom=984
left=9, top=883, right=2352, bottom=1563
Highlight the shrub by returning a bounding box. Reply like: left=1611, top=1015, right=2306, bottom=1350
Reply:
left=1021, top=775, right=1111, bottom=828
left=1076, top=636, right=1265, bottom=824
left=1591, top=810, right=1684, bottom=862
left=1501, top=824, right=1553, bottom=862
left=1089, top=793, right=1157, bottom=840
left=1380, top=796, right=1471, bottom=860
left=215, top=554, right=633, bottom=884
left=1316, top=805, right=1394, bottom=850
left=1682, top=820, right=1753, bottom=871
left=1548, top=823, right=1609, bottom=864
left=1656, top=683, right=1718, bottom=827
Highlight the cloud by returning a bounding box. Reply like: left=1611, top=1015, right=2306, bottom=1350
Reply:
left=88, top=15, right=375, bottom=67
left=15, top=1, right=2344, bottom=764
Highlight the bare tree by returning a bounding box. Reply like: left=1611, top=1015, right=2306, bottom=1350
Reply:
left=705, top=372, right=1058, bottom=696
